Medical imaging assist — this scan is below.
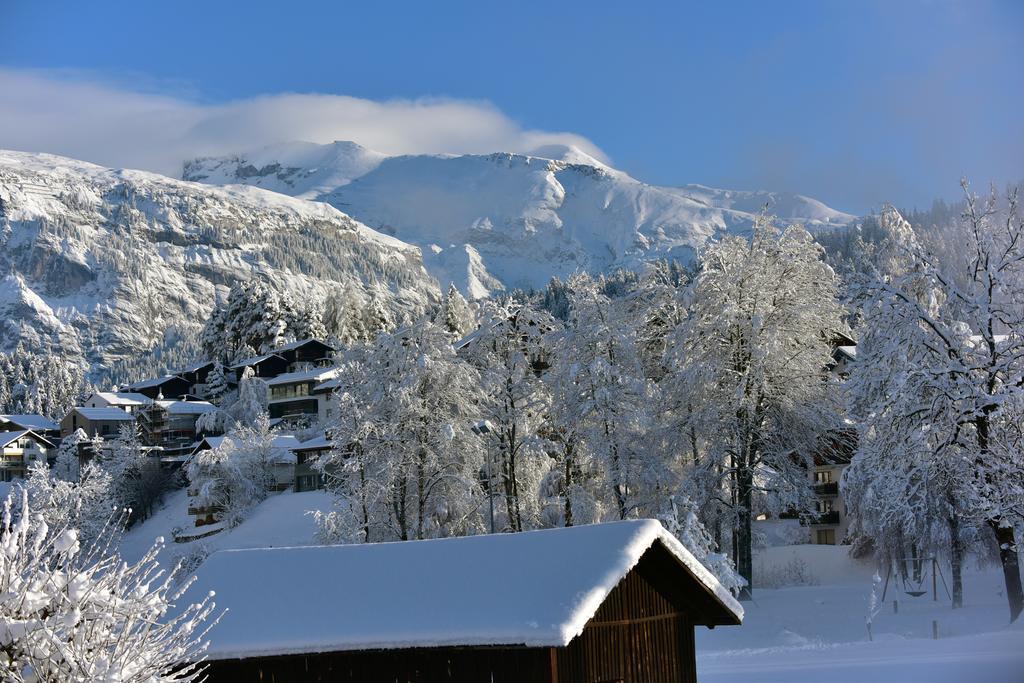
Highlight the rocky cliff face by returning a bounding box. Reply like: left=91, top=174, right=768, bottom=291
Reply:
left=0, top=150, right=438, bottom=374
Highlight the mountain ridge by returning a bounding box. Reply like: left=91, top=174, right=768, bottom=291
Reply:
left=184, top=141, right=856, bottom=296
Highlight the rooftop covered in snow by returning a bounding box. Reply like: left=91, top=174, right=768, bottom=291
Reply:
left=0, top=414, right=59, bottom=432
left=189, top=519, right=742, bottom=660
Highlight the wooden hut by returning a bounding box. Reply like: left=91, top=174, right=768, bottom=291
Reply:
left=188, top=520, right=742, bottom=682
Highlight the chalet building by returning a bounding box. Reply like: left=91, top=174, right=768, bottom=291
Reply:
left=188, top=520, right=742, bottom=682
left=292, top=434, right=331, bottom=492
left=136, top=400, right=217, bottom=461
left=61, top=407, right=137, bottom=439
left=82, top=391, right=152, bottom=413
left=0, top=430, right=55, bottom=481
left=175, top=361, right=217, bottom=397
left=124, top=375, right=192, bottom=401
left=802, top=429, right=856, bottom=545
left=266, top=368, right=339, bottom=422
left=231, top=352, right=289, bottom=382
left=0, top=414, right=60, bottom=441
left=231, top=339, right=335, bottom=382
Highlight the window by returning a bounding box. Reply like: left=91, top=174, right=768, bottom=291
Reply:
left=816, top=529, right=836, bottom=545
left=816, top=499, right=833, bottom=514
left=814, top=470, right=832, bottom=484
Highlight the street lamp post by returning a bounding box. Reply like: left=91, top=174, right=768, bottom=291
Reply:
left=471, top=419, right=496, bottom=534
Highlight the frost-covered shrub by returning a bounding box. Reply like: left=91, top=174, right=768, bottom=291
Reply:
left=755, top=556, right=819, bottom=588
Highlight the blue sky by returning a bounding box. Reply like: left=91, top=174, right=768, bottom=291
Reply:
left=1, top=0, right=1020, bottom=214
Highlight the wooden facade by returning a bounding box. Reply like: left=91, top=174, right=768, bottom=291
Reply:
left=202, top=541, right=722, bottom=683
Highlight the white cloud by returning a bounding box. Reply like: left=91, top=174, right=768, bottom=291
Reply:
left=0, top=68, right=608, bottom=176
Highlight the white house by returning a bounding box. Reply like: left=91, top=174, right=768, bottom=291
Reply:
left=0, top=430, right=56, bottom=482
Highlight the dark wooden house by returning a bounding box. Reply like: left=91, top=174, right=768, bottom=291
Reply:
left=124, top=374, right=192, bottom=400
left=188, top=520, right=742, bottom=682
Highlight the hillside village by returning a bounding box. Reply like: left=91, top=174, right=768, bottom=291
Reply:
left=1, top=5, right=1022, bottom=678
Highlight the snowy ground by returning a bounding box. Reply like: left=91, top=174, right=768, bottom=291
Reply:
left=119, top=487, right=332, bottom=564
left=698, top=544, right=1024, bottom=682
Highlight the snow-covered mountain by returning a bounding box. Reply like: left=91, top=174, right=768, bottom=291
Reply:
left=0, top=150, right=437, bottom=373
left=184, top=141, right=856, bottom=297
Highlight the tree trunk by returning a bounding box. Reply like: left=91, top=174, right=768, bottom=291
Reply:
left=563, top=440, right=574, bottom=527
left=949, top=514, right=963, bottom=609
left=736, top=463, right=754, bottom=601
left=990, top=521, right=1023, bottom=622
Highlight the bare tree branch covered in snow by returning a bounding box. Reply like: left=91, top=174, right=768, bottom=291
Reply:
left=0, top=490, right=218, bottom=682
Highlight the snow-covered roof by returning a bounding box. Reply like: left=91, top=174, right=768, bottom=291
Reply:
left=272, top=338, right=334, bottom=354
left=293, top=434, right=332, bottom=451
left=126, top=375, right=182, bottom=390
left=190, top=519, right=743, bottom=660
left=265, top=367, right=339, bottom=387
left=0, top=430, right=29, bottom=448
left=153, top=400, right=216, bottom=415
left=230, top=353, right=284, bottom=370
left=73, top=407, right=138, bottom=422
left=0, top=430, right=55, bottom=449
left=312, top=376, right=344, bottom=393
left=89, top=392, right=153, bottom=407
left=176, top=360, right=214, bottom=374
left=835, top=345, right=857, bottom=360
left=0, top=414, right=59, bottom=432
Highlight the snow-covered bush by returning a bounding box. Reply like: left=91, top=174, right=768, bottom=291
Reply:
left=755, top=556, right=819, bottom=589
left=0, top=489, right=217, bottom=682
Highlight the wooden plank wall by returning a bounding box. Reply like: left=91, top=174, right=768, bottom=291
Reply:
left=555, top=566, right=697, bottom=683
left=203, top=646, right=553, bottom=683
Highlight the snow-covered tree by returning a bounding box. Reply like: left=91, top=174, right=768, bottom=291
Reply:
left=0, top=347, right=90, bottom=419
left=0, top=489, right=217, bottom=681
left=186, top=413, right=279, bottom=528
left=52, top=429, right=87, bottom=482
left=845, top=185, right=1024, bottom=620
left=203, top=360, right=229, bottom=402
left=462, top=301, right=557, bottom=532
left=315, top=323, right=486, bottom=542
left=554, top=274, right=655, bottom=521
left=660, top=495, right=744, bottom=595
left=20, top=461, right=116, bottom=552
left=200, top=279, right=304, bottom=360
left=100, top=424, right=172, bottom=525
left=666, top=219, right=846, bottom=598
left=436, top=284, right=476, bottom=339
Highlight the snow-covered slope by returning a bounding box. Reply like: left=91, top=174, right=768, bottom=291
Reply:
left=185, top=141, right=856, bottom=295
left=0, top=150, right=438, bottom=372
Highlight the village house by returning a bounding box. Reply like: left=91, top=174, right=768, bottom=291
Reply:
left=0, top=430, right=56, bottom=482
left=136, top=399, right=217, bottom=461
left=175, top=360, right=217, bottom=397
left=187, top=520, right=742, bottom=682
left=123, top=374, right=192, bottom=401
left=82, top=391, right=153, bottom=413
left=60, top=406, right=137, bottom=439
left=292, top=433, right=331, bottom=492
left=802, top=429, right=857, bottom=545
left=266, top=367, right=339, bottom=422
left=231, top=339, right=335, bottom=383
left=0, top=414, right=60, bottom=441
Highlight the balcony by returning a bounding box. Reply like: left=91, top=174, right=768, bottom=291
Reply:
left=813, top=482, right=839, bottom=496
left=802, top=511, right=840, bottom=526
